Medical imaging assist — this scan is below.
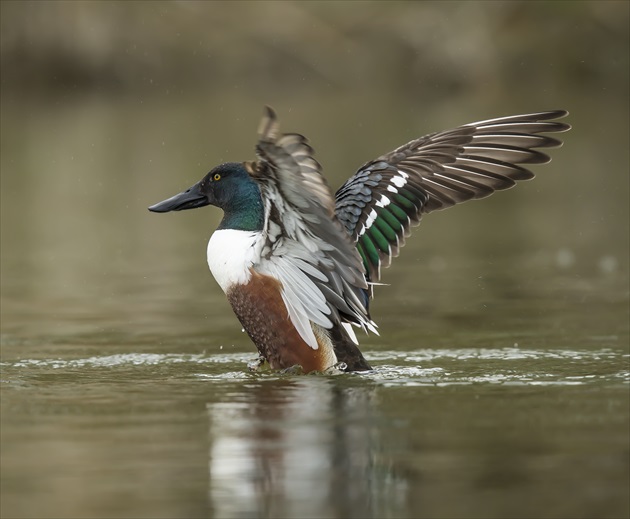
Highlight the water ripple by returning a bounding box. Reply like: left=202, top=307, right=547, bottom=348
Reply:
left=2, top=347, right=628, bottom=386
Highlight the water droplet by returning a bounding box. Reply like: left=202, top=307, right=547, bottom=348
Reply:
left=598, top=255, right=618, bottom=274
left=556, top=248, right=576, bottom=268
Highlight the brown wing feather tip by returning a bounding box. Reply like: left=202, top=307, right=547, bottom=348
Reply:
left=533, top=109, right=569, bottom=120
left=258, top=106, right=279, bottom=142
left=549, top=109, right=569, bottom=118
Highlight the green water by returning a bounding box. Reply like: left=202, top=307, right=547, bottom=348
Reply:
left=1, top=89, right=629, bottom=519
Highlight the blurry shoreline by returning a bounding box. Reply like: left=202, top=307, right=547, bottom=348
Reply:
left=2, top=1, right=627, bottom=100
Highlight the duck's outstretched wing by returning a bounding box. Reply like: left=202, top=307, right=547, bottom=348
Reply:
left=249, top=107, right=375, bottom=350
left=335, top=110, right=571, bottom=283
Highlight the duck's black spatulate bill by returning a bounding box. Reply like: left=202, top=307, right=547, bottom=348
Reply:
left=148, top=181, right=209, bottom=212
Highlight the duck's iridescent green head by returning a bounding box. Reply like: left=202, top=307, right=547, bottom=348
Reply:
left=148, top=162, right=264, bottom=232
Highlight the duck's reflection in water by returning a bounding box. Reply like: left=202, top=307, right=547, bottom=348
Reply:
left=207, top=377, right=407, bottom=518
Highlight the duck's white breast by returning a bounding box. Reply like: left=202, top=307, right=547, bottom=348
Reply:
left=207, top=230, right=262, bottom=293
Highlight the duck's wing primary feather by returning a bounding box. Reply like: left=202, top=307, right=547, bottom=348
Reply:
left=250, top=107, right=376, bottom=349
left=335, top=110, right=571, bottom=284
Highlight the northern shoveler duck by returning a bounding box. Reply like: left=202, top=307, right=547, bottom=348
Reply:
left=149, top=107, right=570, bottom=373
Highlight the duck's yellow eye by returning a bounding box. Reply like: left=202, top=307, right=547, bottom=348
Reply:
left=213, top=173, right=221, bottom=181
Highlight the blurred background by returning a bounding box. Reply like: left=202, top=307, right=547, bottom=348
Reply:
left=1, top=2, right=629, bottom=519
